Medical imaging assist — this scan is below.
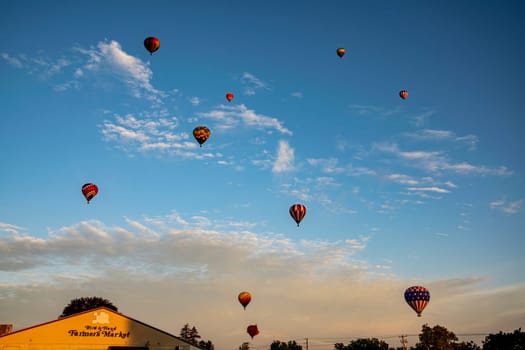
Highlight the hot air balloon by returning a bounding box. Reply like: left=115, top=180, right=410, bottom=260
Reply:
left=193, top=126, right=211, bottom=147
left=399, top=90, right=408, bottom=100
left=82, top=183, right=98, bottom=204
left=226, top=92, right=234, bottom=102
left=247, top=325, right=259, bottom=339
left=404, top=286, right=430, bottom=317
left=238, top=292, right=252, bottom=310
left=144, top=37, right=160, bottom=55
left=289, top=204, right=307, bottom=227
left=336, top=48, right=345, bottom=58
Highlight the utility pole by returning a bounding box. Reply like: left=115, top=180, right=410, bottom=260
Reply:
left=399, top=335, right=408, bottom=350
left=305, top=338, right=308, bottom=350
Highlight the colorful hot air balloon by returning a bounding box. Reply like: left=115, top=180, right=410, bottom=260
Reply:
left=399, top=90, right=409, bottom=100
left=289, top=204, right=307, bottom=227
left=238, top=292, right=252, bottom=310
left=193, top=126, right=211, bottom=147
left=247, top=325, right=259, bottom=339
left=404, top=286, right=430, bottom=317
left=226, top=92, right=234, bottom=102
left=144, top=37, right=160, bottom=55
left=82, top=183, right=98, bottom=204
left=336, top=48, right=345, bottom=58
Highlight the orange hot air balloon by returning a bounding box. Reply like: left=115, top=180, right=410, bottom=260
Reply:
left=247, top=325, right=259, bottom=339
left=226, top=92, right=234, bottom=102
left=82, top=183, right=98, bottom=204
left=289, top=203, right=307, bottom=227
left=404, top=286, right=430, bottom=317
left=399, top=90, right=409, bottom=100
left=238, top=292, right=252, bottom=310
left=144, top=37, right=160, bottom=55
left=193, top=126, right=211, bottom=147
left=336, top=47, right=345, bottom=58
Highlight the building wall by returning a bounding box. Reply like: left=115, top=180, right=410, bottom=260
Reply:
left=0, top=308, right=196, bottom=350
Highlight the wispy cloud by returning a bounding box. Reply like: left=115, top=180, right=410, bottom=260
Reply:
left=349, top=104, right=401, bottom=117
left=273, top=140, right=295, bottom=173
left=411, top=110, right=436, bottom=127
left=100, top=113, right=221, bottom=159
left=240, top=72, right=270, bottom=96
left=76, top=40, right=165, bottom=104
left=189, top=96, right=201, bottom=106
left=407, top=186, right=450, bottom=193
left=0, top=222, right=25, bottom=234
left=373, top=142, right=512, bottom=176
left=199, top=104, right=292, bottom=135
left=404, top=129, right=479, bottom=150
left=0, top=52, right=24, bottom=68
left=290, top=91, right=303, bottom=99
left=2, top=41, right=166, bottom=103
left=490, top=199, right=523, bottom=215
left=1, top=52, right=71, bottom=77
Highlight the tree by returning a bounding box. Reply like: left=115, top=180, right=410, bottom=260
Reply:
left=180, top=324, right=202, bottom=344
left=454, top=341, right=481, bottom=350
left=180, top=323, right=214, bottom=349
left=270, top=340, right=303, bottom=350
left=414, top=324, right=458, bottom=350
left=239, top=342, right=250, bottom=350
left=482, top=328, right=525, bottom=350
left=59, top=296, right=117, bottom=317
left=334, top=338, right=389, bottom=350
left=199, top=340, right=214, bottom=350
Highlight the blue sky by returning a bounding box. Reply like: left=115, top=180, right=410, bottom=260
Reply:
left=1, top=1, right=524, bottom=349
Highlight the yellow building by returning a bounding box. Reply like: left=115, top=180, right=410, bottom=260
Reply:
left=0, top=307, right=201, bottom=350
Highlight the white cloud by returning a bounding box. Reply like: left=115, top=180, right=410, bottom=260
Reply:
left=404, top=129, right=479, bottom=150
left=99, top=113, right=221, bottom=159
left=199, top=104, right=292, bottom=135
left=273, top=140, right=295, bottom=173
left=0, top=222, right=25, bottom=234
left=0, top=52, right=24, bottom=68
left=240, top=72, right=270, bottom=95
left=490, top=199, right=523, bottom=215
left=307, top=158, right=345, bottom=174
left=373, top=142, right=513, bottom=176
left=76, top=40, right=165, bottom=103
left=407, top=186, right=450, bottom=193
left=290, top=91, right=303, bottom=98
left=349, top=104, right=401, bottom=117
left=189, top=96, right=201, bottom=106
left=385, top=173, right=419, bottom=185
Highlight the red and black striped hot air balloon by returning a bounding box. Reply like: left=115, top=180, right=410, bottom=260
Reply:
left=404, top=286, right=430, bottom=317
left=144, top=37, right=160, bottom=55
left=336, top=47, right=345, bottom=58
left=193, top=126, right=211, bottom=147
left=289, top=204, right=307, bottom=227
left=82, top=183, right=98, bottom=204
left=247, top=325, right=259, bottom=339
left=238, top=291, right=252, bottom=310
left=226, top=92, right=234, bottom=102
left=399, top=90, right=409, bottom=100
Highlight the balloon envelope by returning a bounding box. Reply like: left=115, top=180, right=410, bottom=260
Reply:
left=82, top=183, right=98, bottom=204
left=289, top=204, right=307, bottom=226
left=404, top=286, right=430, bottom=317
left=144, top=37, right=160, bottom=55
left=226, top=92, right=234, bottom=102
left=247, top=325, right=259, bottom=339
left=193, top=126, right=211, bottom=147
left=399, top=90, right=408, bottom=100
left=336, top=48, right=345, bottom=58
left=238, top=292, right=252, bottom=310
